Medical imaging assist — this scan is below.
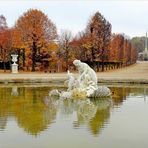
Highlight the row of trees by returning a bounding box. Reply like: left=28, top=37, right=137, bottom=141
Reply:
left=0, top=9, right=137, bottom=72
left=110, top=34, right=137, bottom=64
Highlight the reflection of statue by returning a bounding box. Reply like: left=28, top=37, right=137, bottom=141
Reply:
left=11, top=86, right=19, bottom=96
left=74, top=98, right=111, bottom=136
left=76, top=99, right=98, bottom=123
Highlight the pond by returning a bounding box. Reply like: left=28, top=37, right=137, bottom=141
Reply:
left=0, top=84, right=148, bottom=148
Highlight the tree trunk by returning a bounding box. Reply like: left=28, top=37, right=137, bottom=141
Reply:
left=91, top=47, right=95, bottom=62
left=3, top=62, right=6, bottom=72
left=65, top=49, right=69, bottom=71
left=101, top=49, right=105, bottom=72
left=32, top=42, right=37, bottom=72
left=102, top=62, right=104, bottom=71
left=23, top=49, right=25, bottom=68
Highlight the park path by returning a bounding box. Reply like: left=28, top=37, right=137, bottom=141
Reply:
left=0, top=61, right=147, bottom=83
left=96, top=61, right=148, bottom=82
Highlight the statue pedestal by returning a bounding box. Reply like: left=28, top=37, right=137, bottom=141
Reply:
left=11, top=64, right=18, bottom=74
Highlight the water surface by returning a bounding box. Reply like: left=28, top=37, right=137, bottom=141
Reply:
left=0, top=84, right=148, bottom=148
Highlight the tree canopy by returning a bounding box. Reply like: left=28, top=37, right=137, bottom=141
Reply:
left=15, top=9, right=57, bottom=71
left=0, top=10, right=137, bottom=72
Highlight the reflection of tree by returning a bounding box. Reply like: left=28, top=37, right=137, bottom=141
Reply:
left=0, top=87, right=11, bottom=130
left=110, top=87, right=148, bottom=106
left=111, top=87, right=128, bottom=106
left=0, top=86, right=57, bottom=136
left=0, top=86, right=147, bottom=137
left=16, top=98, right=56, bottom=136
left=129, top=88, right=148, bottom=96
left=0, top=116, right=7, bottom=130
left=89, top=107, right=110, bottom=135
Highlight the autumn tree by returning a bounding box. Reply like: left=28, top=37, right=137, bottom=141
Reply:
left=15, top=9, right=57, bottom=71
left=123, top=38, right=131, bottom=64
left=71, top=32, right=92, bottom=61
left=131, top=46, right=137, bottom=63
left=109, top=33, right=137, bottom=65
left=10, top=28, right=24, bottom=50
left=0, top=15, right=12, bottom=72
left=85, top=11, right=112, bottom=71
left=0, top=30, right=13, bottom=71
left=109, top=34, right=125, bottom=62
left=58, top=30, right=73, bottom=71
left=109, top=34, right=119, bottom=62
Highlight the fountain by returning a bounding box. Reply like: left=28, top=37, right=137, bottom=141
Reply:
left=49, top=59, right=111, bottom=99
left=11, top=54, right=18, bottom=74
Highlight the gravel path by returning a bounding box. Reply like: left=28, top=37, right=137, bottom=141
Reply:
left=0, top=61, right=147, bottom=84
left=96, top=61, right=148, bottom=83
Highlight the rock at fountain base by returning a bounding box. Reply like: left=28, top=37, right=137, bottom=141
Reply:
left=88, top=86, right=111, bottom=98
left=49, top=86, right=111, bottom=100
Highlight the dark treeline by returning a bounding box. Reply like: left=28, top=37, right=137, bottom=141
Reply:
left=0, top=9, right=137, bottom=72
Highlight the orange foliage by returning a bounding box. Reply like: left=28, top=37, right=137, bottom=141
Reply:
left=10, top=28, right=25, bottom=49
left=15, top=9, right=57, bottom=71
left=0, top=11, right=137, bottom=72
left=0, top=29, right=11, bottom=61
left=109, top=33, right=137, bottom=64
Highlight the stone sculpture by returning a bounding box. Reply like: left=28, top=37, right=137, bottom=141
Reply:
left=73, top=60, right=98, bottom=89
left=49, top=59, right=111, bottom=99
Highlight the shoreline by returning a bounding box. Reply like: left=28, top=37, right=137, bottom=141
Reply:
left=0, top=61, right=147, bottom=84
left=0, top=73, right=147, bottom=84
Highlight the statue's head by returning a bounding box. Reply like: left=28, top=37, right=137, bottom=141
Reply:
left=73, top=59, right=81, bottom=67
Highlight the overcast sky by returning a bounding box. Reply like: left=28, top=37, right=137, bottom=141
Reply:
left=0, top=0, right=148, bottom=38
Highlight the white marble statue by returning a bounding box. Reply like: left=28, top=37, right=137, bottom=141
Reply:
left=66, top=59, right=111, bottom=98
left=73, top=60, right=98, bottom=90
left=49, top=59, right=111, bottom=99
left=72, top=60, right=98, bottom=97
left=67, top=70, right=76, bottom=91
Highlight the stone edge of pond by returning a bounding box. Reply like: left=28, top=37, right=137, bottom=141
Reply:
left=0, top=78, right=148, bottom=84
left=98, top=79, right=148, bottom=84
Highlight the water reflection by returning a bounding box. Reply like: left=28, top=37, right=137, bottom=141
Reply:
left=0, top=85, right=147, bottom=137
left=11, top=86, right=19, bottom=96
left=111, top=87, right=148, bottom=106
left=0, top=86, right=56, bottom=136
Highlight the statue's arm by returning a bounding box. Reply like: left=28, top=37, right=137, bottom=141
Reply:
left=79, top=65, right=88, bottom=80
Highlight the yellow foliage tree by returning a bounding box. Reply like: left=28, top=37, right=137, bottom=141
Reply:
left=15, top=9, right=57, bottom=71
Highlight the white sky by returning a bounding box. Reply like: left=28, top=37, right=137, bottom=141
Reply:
left=0, top=0, right=148, bottom=38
